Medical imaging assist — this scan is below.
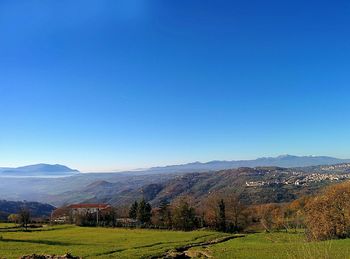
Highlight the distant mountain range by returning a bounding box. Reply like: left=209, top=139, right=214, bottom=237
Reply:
left=0, top=164, right=80, bottom=177
left=0, top=156, right=349, bottom=206
left=1, top=155, right=349, bottom=178
left=144, top=155, right=350, bottom=174
left=28, top=163, right=350, bottom=207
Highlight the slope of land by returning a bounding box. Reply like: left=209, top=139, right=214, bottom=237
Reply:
left=0, top=200, right=55, bottom=219
left=1, top=224, right=350, bottom=259
left=49, top=164, right=350, bottom=207
left=1, top=161, right=350, bottom=207
left=0, top=224, right=228, bottom=259
left=188, top=231, right=350, bottom=259
left=0, top=171, right=179, bottom=206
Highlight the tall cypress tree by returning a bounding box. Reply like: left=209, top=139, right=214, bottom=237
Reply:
left=218, top=199, right=226, bottom=232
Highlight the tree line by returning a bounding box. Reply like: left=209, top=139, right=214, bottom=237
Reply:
left=45, top=180, right=350, bottom=241
left=124, top=181, right=350, bottom=239
left=122, top=195, right=250, bottom=232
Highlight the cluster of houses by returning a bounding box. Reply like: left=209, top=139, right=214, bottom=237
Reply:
left=246, top=172, right=350, bottom=187
left=320, top=163, right=350, bottom=171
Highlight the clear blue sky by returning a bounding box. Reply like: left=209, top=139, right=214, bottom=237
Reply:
left=1, top=0, right=350, bottom=172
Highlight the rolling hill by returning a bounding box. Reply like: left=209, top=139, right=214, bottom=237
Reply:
left=0, top=200, right=55, bottom=220
left=39, top=163, right=350, bottom=207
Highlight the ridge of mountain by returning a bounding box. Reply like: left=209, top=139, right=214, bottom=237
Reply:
left=145, top=155, right=350, bottom=174
left=45, top=163, right=350, bottom=207
left=0, top=164, right=80, bottom=177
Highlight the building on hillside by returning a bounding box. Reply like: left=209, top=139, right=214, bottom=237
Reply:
left=68, top=203, right=111, bottom=214
left=51, top=206, right=71, bottom=223
left=52, top=203, right=111, bottom=224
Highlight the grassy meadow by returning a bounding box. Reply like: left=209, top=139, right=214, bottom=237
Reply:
left=2, top=224, right=350, bottom=258
left=188, top=231, right=350, bottom=259
left=0, top=224, right=228, bottom=258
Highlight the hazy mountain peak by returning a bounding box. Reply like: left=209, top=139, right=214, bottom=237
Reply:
left=276, top=154, right=296, bottom=159
left=0, top=164, right=80, bottom=178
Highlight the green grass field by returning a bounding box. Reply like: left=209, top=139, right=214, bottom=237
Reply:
left=0, top=223, right=17, bottom=229
left=0, top=224, right=228, bottom=258
left=189, top=231, right=350, bottom=259
left=2, top=224, right=350, bottom=259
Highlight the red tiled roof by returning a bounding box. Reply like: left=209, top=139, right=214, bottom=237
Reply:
left=68, top=204, right=110, bottom=209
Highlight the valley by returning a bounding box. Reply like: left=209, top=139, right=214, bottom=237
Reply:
left=1, top=157, right=350, bottom=208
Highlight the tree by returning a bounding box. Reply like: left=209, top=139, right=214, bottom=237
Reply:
left=75, top=211, right=97, bottom=227
left=283, top=197, right=309, bottom=232
left=137, top=199, right=152, bottom=224
left=129, top=201, right=138, bottom=220
left=201, top=194, right=220, bottom=229
left=158, top=200, right=172, bottom=227
left=202, top=193, right=247, bottom=232
left=19, top=207, right=31, bottom=231
left=8, top=214, right=19, bottom=224
left=256, top=204, right=281, bottom=233
left=109, top=207, right=117, bottom=227
left=99, top=207, right=117, bottom=227
left=225, top=195, right=247, bottom=232
left=172, top=199, right=198, bottom=231
left=218, top=199, right=226, bottom=232
left=305, top=182, right=350, bottom=240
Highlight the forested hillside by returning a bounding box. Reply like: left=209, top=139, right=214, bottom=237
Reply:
left=55, top=164, right=350, bottom=207
left=0, top=200, right=55, bottom=220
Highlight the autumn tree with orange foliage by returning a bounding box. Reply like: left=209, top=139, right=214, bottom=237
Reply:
left=202, top=192, right=248, bottom=232
left=305, top=181, right=350, bottom=240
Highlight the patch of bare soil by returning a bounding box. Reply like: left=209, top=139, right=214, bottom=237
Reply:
left=20, top=253, right=81, bottom=259
left=152, top=235, right=244, bottom=259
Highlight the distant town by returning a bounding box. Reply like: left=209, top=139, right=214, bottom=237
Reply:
left=246, top=163, right=350, bottom=187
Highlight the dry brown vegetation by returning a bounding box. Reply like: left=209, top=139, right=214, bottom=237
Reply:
left=305, top=181, right=350, bottom=240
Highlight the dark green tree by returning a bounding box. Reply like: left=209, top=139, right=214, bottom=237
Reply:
left=129, top=201, right=138, bottom=220
left=137, top=199, right=152, bottom=224
left=173, top=200, right=198, bottom=231
left=218, top=199, right=226, bottom=232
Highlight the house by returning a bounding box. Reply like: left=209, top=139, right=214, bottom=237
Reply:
left=68, top=203, right=111, bottom=214
left=51, top=207, right=71, bottom=223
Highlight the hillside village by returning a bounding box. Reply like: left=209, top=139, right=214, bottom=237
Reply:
left=246, top=164, right=350, bottom=187
left=245, top=173, right=350, bottom=187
